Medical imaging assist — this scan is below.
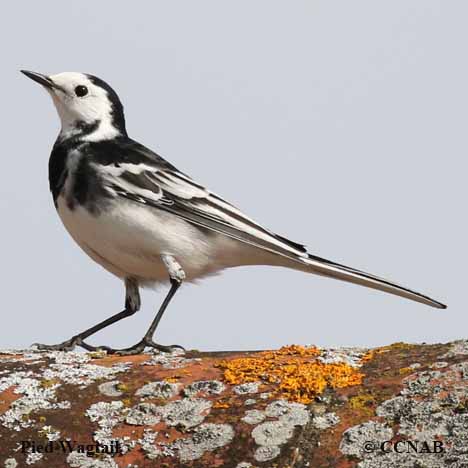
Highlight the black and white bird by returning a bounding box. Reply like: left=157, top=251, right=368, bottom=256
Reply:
left=21, top=70, right=446, bottom=355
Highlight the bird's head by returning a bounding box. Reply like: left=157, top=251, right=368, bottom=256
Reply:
left=21, top=70, right=127, bottom=142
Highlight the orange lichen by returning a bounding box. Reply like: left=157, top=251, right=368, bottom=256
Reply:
left=348, top=392, right=376, bottom=416
left=213, top=401, right=230, bottom=409
left=165, top=377, right=180, bottom=383
left=217, top=345, right=365, bottom=404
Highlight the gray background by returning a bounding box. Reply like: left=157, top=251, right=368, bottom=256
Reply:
left=0, top=1, right=463, bottom=351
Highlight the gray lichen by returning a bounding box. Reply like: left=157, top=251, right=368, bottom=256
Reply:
left=67, top=452, right=119, bottom=468
left=161, top=398, right=212, bottom=428
left=242, top=409, right=266, bottom=425
left=341, top=359, right=468, bottom=467
left=441, top=339, right=468, bottom=358
left=312, top=412, right=340, bottom=430
left=138, top=428, right=160, bottom=460
left=173, top=423, right=234, bottom=462
left=318, top=346, right=368, bottom=368
left=125, top=403, right=161, bottom=426
left=136, top=381, right=180, bottom=399
left=143, top=349, right=200, bottom=369
left=252, top=420, right=295, bottom=447
left=401, top=370, right=442, bottom=397
left=340, top=421, right=393, bottom=458
left=42, top=360, right=130, bottom=387
left=183, top=380, right=225, bottom=398
left=234, top=382, right=261, bottom=395
left=98, top=381, right=123, bottom=398
left=254, top=445, right=281, bottom=462
left=0, top=372, right=70, bottom=431
left=265, top=400, right=310, bottom=426
left=246, top=399, right=310, bottom=462
left=86, top=401, right=134, bottom=454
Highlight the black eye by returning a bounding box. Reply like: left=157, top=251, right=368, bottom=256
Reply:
left=74, top=85, right=88, bottom=97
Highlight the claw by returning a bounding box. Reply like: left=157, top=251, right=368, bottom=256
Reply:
left=31, top=336, right=185, bottom=356
left=89, top=338, right=185, bottom=356
left=32, top=336, right=83, bottom=352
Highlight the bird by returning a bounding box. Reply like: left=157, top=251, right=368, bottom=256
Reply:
left=21, top=70, right=446, bottom=355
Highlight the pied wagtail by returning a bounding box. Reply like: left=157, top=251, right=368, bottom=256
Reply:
left=21, top=70, right=446, bottom=355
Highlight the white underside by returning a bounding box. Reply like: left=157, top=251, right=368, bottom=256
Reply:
left=57, top=195, right=285, bottom=286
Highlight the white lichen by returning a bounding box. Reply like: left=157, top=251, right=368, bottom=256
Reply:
left=318, top=346, right=368, bottom=368
left=4, top=459, right=18, bottom=468
left=138, top=428, right=160, bottom=460
left=25, top=450, right=43, bottom=465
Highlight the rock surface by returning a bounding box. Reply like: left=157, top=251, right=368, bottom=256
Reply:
left=0, top=340, right=467, bottom=468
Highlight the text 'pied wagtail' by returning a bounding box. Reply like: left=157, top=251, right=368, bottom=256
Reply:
left=21, top=70, right=446, bottom=355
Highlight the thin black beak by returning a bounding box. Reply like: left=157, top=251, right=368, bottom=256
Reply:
left=20, top=70, right=62, bottom=92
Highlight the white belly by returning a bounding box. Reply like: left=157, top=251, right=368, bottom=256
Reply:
left=56, top=196, right=242, bottom=284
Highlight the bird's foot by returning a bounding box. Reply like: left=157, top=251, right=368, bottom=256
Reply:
left=87, top=338, right=185, bottom=356
left=32, top=335, right=85, bottom=352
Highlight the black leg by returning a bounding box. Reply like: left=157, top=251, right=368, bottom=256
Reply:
left=32, top=308, right=138, bottom=351
left=103, top=278, right=183, bottom=356
left=32, top=279, right=141, bottom=352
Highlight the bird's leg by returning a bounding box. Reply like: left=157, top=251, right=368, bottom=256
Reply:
left=32, top=279, right=141, bottom=352
left=108, top=254, right=185, bottom=356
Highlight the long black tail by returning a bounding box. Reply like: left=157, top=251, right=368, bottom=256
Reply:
left=298, top=253, right=446, bottom=309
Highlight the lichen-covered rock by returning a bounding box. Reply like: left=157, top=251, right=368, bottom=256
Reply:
left=0, top=340, right=466, bottom=467
left=135, top=380, right=180, bottom=399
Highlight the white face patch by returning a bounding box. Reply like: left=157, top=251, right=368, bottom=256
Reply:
left=46, top=72, right=121, bottom=141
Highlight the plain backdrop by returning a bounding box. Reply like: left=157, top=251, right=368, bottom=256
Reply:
left=0, top=1, right=464, bottom=351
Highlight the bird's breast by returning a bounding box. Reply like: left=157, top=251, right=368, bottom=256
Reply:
left=55, top=195, right=238, bottom=283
